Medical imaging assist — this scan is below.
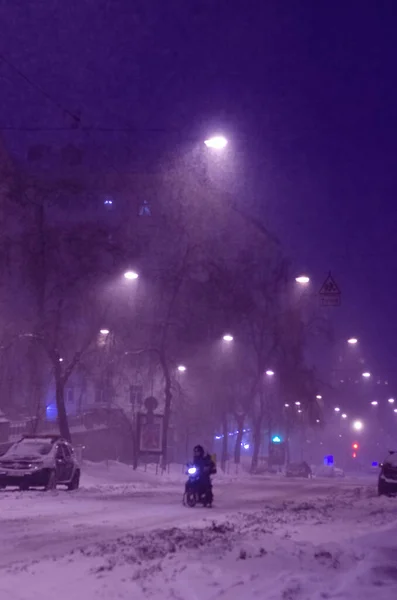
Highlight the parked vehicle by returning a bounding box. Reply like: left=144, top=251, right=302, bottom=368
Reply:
left=0, top=435, right=80, bottom=491
left=286, top=461, right=312, bottom=479
left=312, top=465, right=345, bottom=478
left=378, top=451, right=397, bottom=496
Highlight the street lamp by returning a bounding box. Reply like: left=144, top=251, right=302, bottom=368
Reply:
left=341, top=413, right=347, bottom=419
left=265, top=370, right=275, bottom=376
left=124, top=270, right=139, bottom=280
left=100, top=329, right=110, bottom=335
left=177, top=365, right=186, bottom=373
left=352, top=420, right=363, bottom=431
left=295, top=401, right=301, bottom=406
left=394, top=409, right=397, bottom=414
left=371, top=401, right=378, bottom=406
left=295, top=275, right=310, bottom=284
left=284, top=403, right=290, bottom=407
left=347, top=338, right=358, bottom=345
left=204, top=136, right=228, bottom=150
left=222, top=334, right=234, bottom=342
left=362, top=372, right=371, bottom=378
left=334, top=407, right=341, bottom=412
left=388, top=398, right=395, bottom=404
left=316, top=395, right=322, bottom=400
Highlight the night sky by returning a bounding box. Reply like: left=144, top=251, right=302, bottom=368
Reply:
left=1, top=1, right=397, bottom=379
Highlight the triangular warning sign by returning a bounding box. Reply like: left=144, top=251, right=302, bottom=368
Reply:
left=319, top=273, right=340, bottom=295
left=319, top=273, right=341, bottom=306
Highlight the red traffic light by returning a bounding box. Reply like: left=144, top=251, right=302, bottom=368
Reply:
left=352, top=442, right=359, bottom=450
left=352, top=452, right=357, bottom=458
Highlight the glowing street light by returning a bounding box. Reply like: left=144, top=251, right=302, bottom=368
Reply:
left=362, top=372, right=371, bottom=378
left=388, top=398, right=395, bottom=404
left=394, top=409, right=397, bottom=414
left=100, top=329, right=110, bottom=335
left=316, top=395, right=322, bottom=400
left=295, top=275, right=310, bottom=284
left=222, top=334, right=234, bottom=342
left=295, top=401, right=301, bottom=406
left=265, top=370, right=275, bottom=376
left=371, top=400, right=378, bottom=406
left=352, top=420, right=363, bottom=431
left=177, top=365, right=186, bottom=373
left=204, top=135, right=228, bottom=150
left=124, top=270, right=139, bottom=280
left=341, top=413, right=347, bottom=419
left=334, top=407, right=341, bottom=412
left=347, top=338, right=358, bottom=345
left=284, top=403, right=290, bottom=408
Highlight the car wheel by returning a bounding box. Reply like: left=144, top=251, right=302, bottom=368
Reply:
left=45, top=470, right=57, bottom=491
left=67, top=470, right=80, bottom=491
left=19, top=483, right=29, bottom=491
left=378, top=480, right=388, bottom=496
left=186, top=491, right=196, bottom=507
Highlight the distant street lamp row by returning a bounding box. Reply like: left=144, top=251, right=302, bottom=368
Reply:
left=109, top=269, right=380, bottom=406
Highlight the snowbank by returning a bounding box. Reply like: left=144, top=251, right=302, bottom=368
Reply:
left=80, top=459, right=252, bottom=491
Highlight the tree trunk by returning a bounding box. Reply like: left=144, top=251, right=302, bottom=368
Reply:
left=233, top=415, right=245, bottom=464
left=221, top=416, right=228, bottom=472
left=55, top=377, right=71, bottom=442
left=160, top=350, right=172, bottom=470
left=250, top=414, right=263, bottom=473
left=27, top=344, right=45, bottom=434
left=131, top=415, right=139, bottom=470
left=285, top=437, right=291, bottom=466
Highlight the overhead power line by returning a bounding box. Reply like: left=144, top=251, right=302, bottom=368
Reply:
left=0, top=51, right=81, bottom=127
left=0, top=125, right=179, bottom=133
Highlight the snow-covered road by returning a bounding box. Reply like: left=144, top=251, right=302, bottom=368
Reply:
left=0, top=463, right=396, bottom=599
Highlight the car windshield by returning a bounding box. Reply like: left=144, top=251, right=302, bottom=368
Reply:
left=4, top=439, right=52, bottom=458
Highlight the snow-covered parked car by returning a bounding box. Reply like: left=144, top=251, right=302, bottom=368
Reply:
left=378, top=451, right=397, bottom=496
left=0, top=435, right=80, bottom=491
left=312, top=465, right=345, bottom=478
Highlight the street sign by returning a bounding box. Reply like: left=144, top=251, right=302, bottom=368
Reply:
left=137, top=413, right=163, bottom=454
left=319, top=272, right=341, bottom=307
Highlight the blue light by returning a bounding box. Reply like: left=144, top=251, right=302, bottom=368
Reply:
left=372, top=461, right=378, bottom=467
left=272, top=435, right=282, bottom=443
left=46, top=403, right=57, bottom=421
left=324, top=455, right=334, bottom=466
left=215, top=435, right=223, bottom=440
